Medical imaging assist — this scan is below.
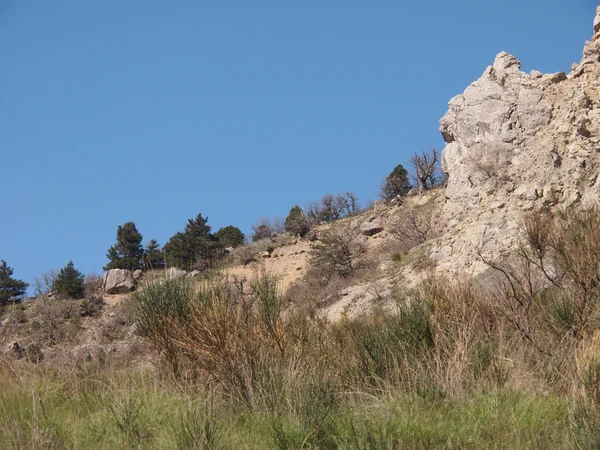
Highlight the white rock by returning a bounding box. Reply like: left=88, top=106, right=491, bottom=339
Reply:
left=166, top=267, right=187, bottom=280
left=103, top=269, right=135, bottom=294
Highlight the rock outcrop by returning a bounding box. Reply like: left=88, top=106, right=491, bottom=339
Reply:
left=102, top=269, right=135, bottom=294
left=434, top=6, right=600, bottom=275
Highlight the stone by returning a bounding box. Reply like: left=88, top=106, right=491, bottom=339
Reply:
left=188, top=270, right=202, bottom=279
left=594, top=6, right=600, bottom=33
left=166, top=267, right=187, bottom=280
left=360, top=219, right=384, bottom=236
left=259, top=251, right=271, bottom=258
left=544, top=72, right=567, bottom=83
left=102, top=269, right=135, bottom=294
left=133, top=269, right=143, bottom=281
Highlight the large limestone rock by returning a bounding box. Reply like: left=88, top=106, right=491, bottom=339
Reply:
left=102, top=269, right=135, bottom=294
left=434, top=7, right=600, bottom=276
left=166, top=267, right=187, bottom=280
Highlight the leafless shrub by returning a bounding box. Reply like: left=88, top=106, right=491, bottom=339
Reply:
left=410, top=148, right=440, bottom=190
left=250, top=217, right=285, bottom=242
left=480, top=207, right=600, bottom=350
left=309, top=224, right=367, bottom=279
left=305, top=192, right=360, bottom=228
left=33, top=270, right=58, bottom=296
left=389, top=203, right=441, bottom=253
left=468, top=145, right=512, bottom=181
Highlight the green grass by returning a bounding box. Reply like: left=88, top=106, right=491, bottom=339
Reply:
left=0, top=365, right=583, bottom=449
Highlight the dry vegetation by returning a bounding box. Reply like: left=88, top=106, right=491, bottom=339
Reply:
left=4, top=206, right=600, bottom=448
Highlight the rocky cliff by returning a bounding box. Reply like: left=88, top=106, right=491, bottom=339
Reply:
left=431, top=6, right=600, bottom=276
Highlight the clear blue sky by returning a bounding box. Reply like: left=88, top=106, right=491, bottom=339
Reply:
left=0, top=1, right=595, bottom=289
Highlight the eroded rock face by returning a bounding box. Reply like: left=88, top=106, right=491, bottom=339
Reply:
left=103, top=269, right=135, bottom=294
left=435, top=7, right=600, bottom=275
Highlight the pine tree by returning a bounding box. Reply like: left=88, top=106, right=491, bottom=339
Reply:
left=144, top=239, right=165, bottom=270
left=52, top=261, right=85, bottom=299
left=285, top=205, right=309, bottom=237
left=163, top=213, right=216, bottom=270
left=104, top=222, right=144, bottom=271
left=0, top=260, right=28, bottom=305
left=381, top=164, right=412, bottom=200
left=214, top=225, right=245, bottom=248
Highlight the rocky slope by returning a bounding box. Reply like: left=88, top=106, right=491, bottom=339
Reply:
left=431, top=6, right=600, bottom=276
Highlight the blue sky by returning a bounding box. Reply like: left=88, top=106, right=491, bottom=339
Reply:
left=0, top=1, right=595, bottom=289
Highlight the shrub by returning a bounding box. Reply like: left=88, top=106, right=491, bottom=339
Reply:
left=104, top=222, right=144, bottom=271
left=52, top=261, right=85, bottom=299
left=410, top=148, right=441, bottom=191
left=0, top=260, right=28, bottom=306
left=284, top=205, right=309, bottom=237
left=380, top=164, right=411, bottom=200
left=306, top=192, right=360, bottom=227
left=309, top=224, right=366, bottom=279
left=214, top=225, right=245, bottom=248
left=389, top=202, right=440, bottom=252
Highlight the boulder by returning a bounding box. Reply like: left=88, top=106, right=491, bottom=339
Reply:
left=360, top=219, right=384, bottom=236
left=166, top=267, right=187, bottom=280
left=102, top=269, right=135, bottom=294
left=133, top=269, right=143, bottom=281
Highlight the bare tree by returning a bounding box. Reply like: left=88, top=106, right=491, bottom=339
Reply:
left=410, top=148, right=440, bottom=191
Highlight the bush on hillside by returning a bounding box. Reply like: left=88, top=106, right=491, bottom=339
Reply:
left=380, top=163, right=411, bottom=200
left=284, top=205, right=309, bottom=237
left=52, top=261, right=85, bottom=299
left=214, top=225, right=245, bottom=248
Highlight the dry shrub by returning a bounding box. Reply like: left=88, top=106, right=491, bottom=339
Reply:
left=135, top=273, right=326, bottom=408
left=414, top=277, right=499, bottom=393
left=389, top=202, right=441, bottom=253
left=308, top=224, right=367, bottom=279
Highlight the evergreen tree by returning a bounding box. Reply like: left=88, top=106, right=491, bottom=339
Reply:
left=104, top=222, right=144, bottom=271
left=163, top=213, right=216, bottom=270
left=144, top=239, right=165, bottom=269
left=0, top=260, right=28, bottom=305
left=214, top=225, right=245, bottom=248
left=285, top=205, right=309, bottom=237
left=381, top=164, right=412, bottom=200
left=52, top=261, right=85, bottom=299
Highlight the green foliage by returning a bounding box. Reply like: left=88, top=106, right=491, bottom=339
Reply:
left=163, top=213, right=217, bottom=270
left=284, top=205, right=309, bottom=237
left=381, top=164, right=411, bottom=200
left=104, top=222, right=144, bottom=271
left=214, top=225, right=245, bottom=248
left=52, top=261, right=85, bottom=299
left=143, top=239, right=164, bottom=270
left=0, top=259, right=28, bottom=305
